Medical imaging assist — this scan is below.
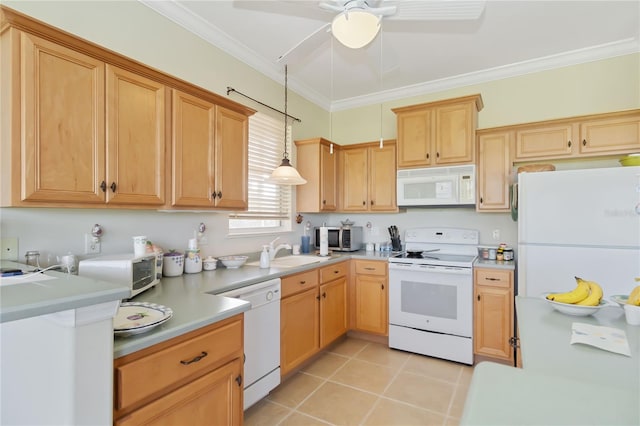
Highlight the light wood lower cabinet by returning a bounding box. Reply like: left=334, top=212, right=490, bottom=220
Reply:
left=473, top=267, right=515, bottom=364
left=113, top=315, right=244, bottom=425
left=280, top=262, right=349, bottom=376
left=350, top=260, right=388, bottom=335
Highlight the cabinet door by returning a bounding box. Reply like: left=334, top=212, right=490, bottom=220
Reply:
left=353, top=274, right=388, bottom=335
left=340, top=148, right=368, bottom=211
left=319, top=277, right=348, bottom=348
left=434, top=102, right=475, bottom=165
left=320, top=142, right=337, bottom=211
left=474, top=285, right=513, bottom=362
left=20, top=32, right=105, bottom=204
left=214, top=106, right=248, bottom=210
left=514, top=123, right=576, bottom=160
left=477, top=131, right=511, bottom=211
left=280, top=288, right=319, bottom=375
left=106, top=65, right=165, bottom=206
left=115, top=358, right=242, bottom=426
left=171, top=90, right=215, bottom=207
left=579, top=114, right=640, bottom=154
left=396, top=109, right=432, bottom=168
left=368, top=144, right=397, bottom=212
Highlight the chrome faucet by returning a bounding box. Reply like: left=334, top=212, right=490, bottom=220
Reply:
left=269, top=237, right=291, bottom=260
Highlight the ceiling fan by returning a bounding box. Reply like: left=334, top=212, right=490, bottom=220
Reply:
left=277, top=0, right=486, bottom=63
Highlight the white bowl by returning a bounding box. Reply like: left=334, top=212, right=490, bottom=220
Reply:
left=610, top=295, right=629, bottom=307
left=219, top=255, right=248, bottom=269
left=623, top=304, right=640, bottom=325
left=544, top=295, right=608, bottom=316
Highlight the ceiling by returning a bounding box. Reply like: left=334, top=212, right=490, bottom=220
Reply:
left=140, top=0, right=640, bottom=111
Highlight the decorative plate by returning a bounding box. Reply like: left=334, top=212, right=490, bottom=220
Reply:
left=114, top=302, right=173, bottom=337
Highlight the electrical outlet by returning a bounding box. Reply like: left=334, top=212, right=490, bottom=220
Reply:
left=84, top=234, right=101, bottom=254
left=492, top=229, right=500, bottom=240
left=1, top=237, right=18, bottom=261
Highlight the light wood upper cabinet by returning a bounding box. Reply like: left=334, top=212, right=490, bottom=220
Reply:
left=171, top=91, right=248, bottom=210
left=393, top=94, right=483, bottom=169
left=214, top=106, right=249, bottom=210
left=295, top=138, right=338, bottom=212
left=10, top=31, right=106, bottom=205
left=106, top=65, right=166, bottom=206
left=0, top=6, right=255, bottom=210
left=512, top=110, right=640, bottom=161
left=340, top=141, right=397, bottom=212
left=477, top=130, right=512, bottom=212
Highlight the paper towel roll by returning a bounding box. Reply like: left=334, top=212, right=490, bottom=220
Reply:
left=319, top=226, right=329, bottom=256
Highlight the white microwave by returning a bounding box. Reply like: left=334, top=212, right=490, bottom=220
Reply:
left=396, top=165, right=476, bottom=207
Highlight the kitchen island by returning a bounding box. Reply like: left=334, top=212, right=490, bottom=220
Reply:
left=461, top=296, right=639, bottom=425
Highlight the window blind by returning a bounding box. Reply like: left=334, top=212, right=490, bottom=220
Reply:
left=231, top=112, right=291, bottom=219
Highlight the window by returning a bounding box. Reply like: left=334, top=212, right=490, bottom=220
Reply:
left=229, top=112, right=292, bottom=234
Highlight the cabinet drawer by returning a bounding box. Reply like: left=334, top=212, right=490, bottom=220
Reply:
left=319, top=261, right=348, bottom=283
left=282, top=269, right=319, bottom=298
left=475, top=268, right=512, bottom=288
left=115, top=317, right=242, bottom=412
left=354, top=260, right=387, bottom=276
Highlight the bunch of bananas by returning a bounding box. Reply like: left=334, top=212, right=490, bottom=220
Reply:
left=546, top=276, right=603, bottom=306
left=628, top=278, right=640, bottom=306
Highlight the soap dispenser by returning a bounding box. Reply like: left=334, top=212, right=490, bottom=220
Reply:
left=259, top=245, right=270, bottom=269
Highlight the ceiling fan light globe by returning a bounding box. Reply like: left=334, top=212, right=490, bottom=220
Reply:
left=268, top=158, right=307, bottom=185
left=331, top=10, right=380, bottom=49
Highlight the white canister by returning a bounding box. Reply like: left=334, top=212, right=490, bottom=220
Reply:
left=319, top=226, right=329, bottom=256
left=203, top=256, right=217, bottom=271
left=184, top=249, right=202, bottom=274
left=163, top=252, right=184, bottom=277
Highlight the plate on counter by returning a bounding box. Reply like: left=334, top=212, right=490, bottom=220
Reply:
left=114, top=302, right=173, bottom=337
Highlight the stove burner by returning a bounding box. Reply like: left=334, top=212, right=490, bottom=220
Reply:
left=406, top=251, right=423, bottom=258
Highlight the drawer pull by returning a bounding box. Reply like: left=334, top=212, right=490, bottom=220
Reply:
left=300, top=280, right=306, bottom=285
left=364, top=267, right=375, bottom=271
left=486, top=277, right=501, bottom=281
left=333, top=270, right=339, bottom=274
left=180, top=351, right=208, bottom=365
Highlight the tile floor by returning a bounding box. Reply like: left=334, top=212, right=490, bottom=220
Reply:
left=244, top=337, right=474, bottom=426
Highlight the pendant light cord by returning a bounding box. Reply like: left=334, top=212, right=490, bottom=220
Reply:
left=284, top=64, right=289, bottom=160
left=379, top=31, right=384, bottom=149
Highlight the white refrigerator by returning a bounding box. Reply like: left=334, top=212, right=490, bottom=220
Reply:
left=517, top=166, right=640, bottom=298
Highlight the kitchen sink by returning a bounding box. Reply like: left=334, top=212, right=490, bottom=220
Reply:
left=247, top=255, right=331, bottom=268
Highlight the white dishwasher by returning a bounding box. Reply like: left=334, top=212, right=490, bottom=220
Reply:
left=219, top=278, right=281, bottom=410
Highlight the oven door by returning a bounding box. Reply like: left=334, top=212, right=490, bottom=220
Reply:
left=389, top=263, right=473, bottom=337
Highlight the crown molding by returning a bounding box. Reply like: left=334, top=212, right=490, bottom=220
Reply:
left=139, top=1, right=638, bottom=113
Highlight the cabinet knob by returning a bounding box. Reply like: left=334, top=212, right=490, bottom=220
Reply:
left=381, top=284, right=384, bottom=290
left=567, top=140, right=572, bottom=148
left=300, top=280, right=306, bottom=285
left=212, top=192, right=217, bottom=199
left=100, top=181, right=107, bottom=192
left=436, top=152, right=440, bottom=158
left=477, top=294, right=481, bottom=301
left=582, top=139, right=587, bottom=146
left=217, top=191, right=222, bottom=199
left=316, top=295, right=321, bottom=300
left=362, top=201, right=366, bottom=206
left=110, top=182, right=116, bottom=193
left=322, top=292, right=326, bottom=298
left=479, top=197, right=483, bottom=204
left=322, top=200, right=326, bottom=205
left=370, top=200, right=374, bottom=205
left=235, top=375, right=243, bottom=386
left=426, top=153, right=430, bottom=159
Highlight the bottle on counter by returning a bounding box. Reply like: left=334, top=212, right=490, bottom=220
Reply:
left=259, top=245, right=270, bottom=269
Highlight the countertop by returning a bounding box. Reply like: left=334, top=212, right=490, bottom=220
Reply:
left=473, top=258, right=516, bottom=270
left=461, top=296, right=639, bottom=425
left=114, top=251, right=393, bottom=358
left=0, top=260, right=130, bottom=323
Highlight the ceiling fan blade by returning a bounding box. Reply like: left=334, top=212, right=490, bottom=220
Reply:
left=277, top=22, right=331, bottom=64
left=384, top=0, right=486, bottom=21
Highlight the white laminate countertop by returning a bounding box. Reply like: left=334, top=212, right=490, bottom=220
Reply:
left=461, top=296, right=640, bottom=425
left=473, top=258, right=516, bottom=270
left=0, top=260, right=130, bottom=323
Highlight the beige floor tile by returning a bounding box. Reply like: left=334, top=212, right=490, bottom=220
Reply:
left=458, top=365, right=474, bottom=387
left=355, top=343, right=410, bottom=370
left=300, top=352, right=349, bottom=378
left=402, top=355, right=463, bottom=383
left=280, top=411, right=332, bottom=426
left=298, top=381, right=378, bottom=425
left=268, top=372, right=324, bottom=408
left=325, top=336, right=370, bottom=357
left=363, top=397, right=446, bottom=426
left=448, top=383, right=470, bottom=419
left=331, top=358, right=396, bottom=394
left=384, top=371, right=455, bottom=415
left=445, top=415, right=461, bottom=426
left=244, top=399, right=291, bottom=426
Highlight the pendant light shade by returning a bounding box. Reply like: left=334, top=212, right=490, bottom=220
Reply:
left=331, top=10, right=381, bottom=49
left=268, top=65, right=306, bottom=185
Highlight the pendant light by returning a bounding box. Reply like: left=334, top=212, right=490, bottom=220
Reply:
left=268, top=65, right=307, bottom=185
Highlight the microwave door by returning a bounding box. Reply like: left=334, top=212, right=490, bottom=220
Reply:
left=398, top=176, right=458, bottom=206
